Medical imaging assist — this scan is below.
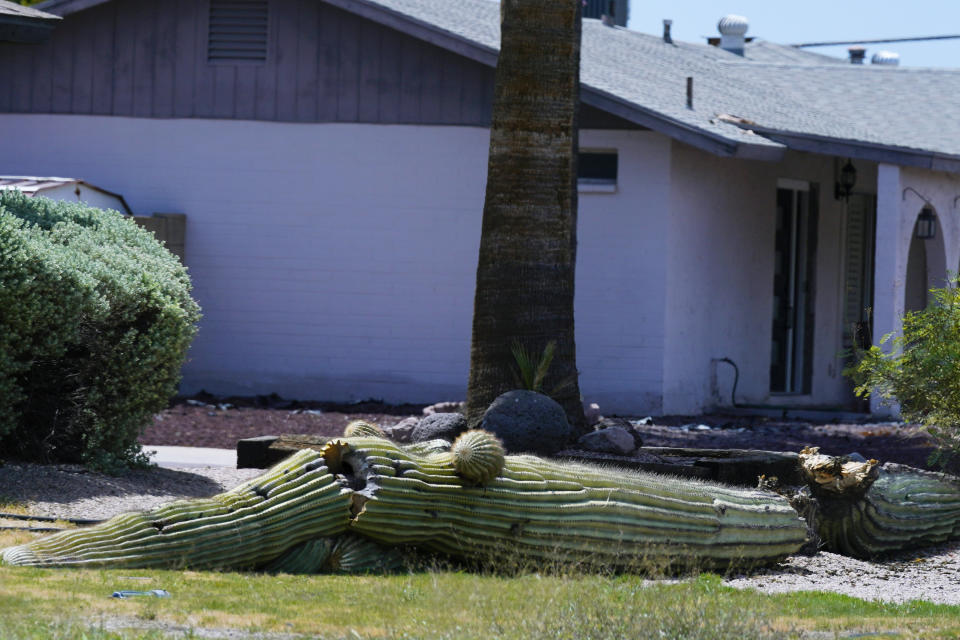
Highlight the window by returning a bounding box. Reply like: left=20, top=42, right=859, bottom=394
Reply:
left=208, top=0, right=269, bottom=63
left=578, top=150, right=617, bottom=192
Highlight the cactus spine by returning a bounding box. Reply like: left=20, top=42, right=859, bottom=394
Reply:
left=2, top=430, right=808, bottom=571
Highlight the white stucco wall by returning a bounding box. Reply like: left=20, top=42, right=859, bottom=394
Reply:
left=871, top=164, right=960, bottom=415
left=0, top=114, right=670, bottom=412
left=899, top=167, right=960, bottom=287
left=664, top=143, right=855, bottom=414
left=576, top=130, right=672, bottom=413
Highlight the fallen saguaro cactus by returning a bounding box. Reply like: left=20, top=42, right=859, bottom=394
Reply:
left=1, top=429, right=808, bottom=571
left=797, top=447, right=960, bottom=558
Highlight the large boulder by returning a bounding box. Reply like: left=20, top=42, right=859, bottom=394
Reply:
left=479, top=390, right=571, bottom=455
left=411, top=412, right=467, bottom=443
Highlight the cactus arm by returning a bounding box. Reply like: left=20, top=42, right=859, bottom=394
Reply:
left=800, top=448, right=960, bottom=558
left=1, top=450, right=352, bottom=569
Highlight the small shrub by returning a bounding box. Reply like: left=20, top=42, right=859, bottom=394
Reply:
left=845, top=279, right=960, bottom=465
left=509, top=339, right=577, bottom=399
left=0, top=192, right=200, bottom=471
left=510, top=339, right=556, bottom=392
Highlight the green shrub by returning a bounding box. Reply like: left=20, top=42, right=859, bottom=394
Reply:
left=0, top=192, right=200, bottom=471
left=846, top=279, right=960, bottom=464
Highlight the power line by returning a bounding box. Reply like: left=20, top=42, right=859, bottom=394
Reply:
left=794, top=34, right=960, bottom=48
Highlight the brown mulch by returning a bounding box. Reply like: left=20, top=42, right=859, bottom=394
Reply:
left=139, top=393, right=424, bottom=450
left=140, top=394, right=945, bottom=472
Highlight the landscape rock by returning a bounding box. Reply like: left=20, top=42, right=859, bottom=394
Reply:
left=411, top=412, right=467, bottom=443
left=384, top=417, right=419, bottom=443
left=597, top=417, right=644, bottom=449
left=422, top=401, right=465, bottom=416
left=479, top=390, right=571, bottom=455
left=584, top=402, right=602, bottom=426
left=577, top=426, right=637, bottom=455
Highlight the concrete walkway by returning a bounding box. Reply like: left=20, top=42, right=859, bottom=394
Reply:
left=145, top=445, right=236, bottom=468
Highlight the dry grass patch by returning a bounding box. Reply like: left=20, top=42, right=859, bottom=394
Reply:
left=2, top=562, right=960, bottom=639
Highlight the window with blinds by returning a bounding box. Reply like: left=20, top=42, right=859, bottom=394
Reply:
left=208, top=0, right=269, bottom=63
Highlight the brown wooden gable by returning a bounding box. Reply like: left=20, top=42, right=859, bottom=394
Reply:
left=0, top=0, right=642, bottom=129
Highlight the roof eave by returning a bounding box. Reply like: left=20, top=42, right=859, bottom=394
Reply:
left=316, top=0, right=501, bottom=66
left=32, top=0, right=103, bottom=17
left=581, top=89, right=785, bottom=160
left=0, top=14, right=58, bottom=43
left=755, top=130, right=960, bottom=174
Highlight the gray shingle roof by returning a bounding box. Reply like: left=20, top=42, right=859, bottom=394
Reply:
left=357, top=0, right=960, bottom=168
left=697, top=39, right=845, bottom=66
left=35, top=0, right=960, bottom=168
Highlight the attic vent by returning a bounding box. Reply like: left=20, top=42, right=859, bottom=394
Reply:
left=208, top=0, right=269, bottom=62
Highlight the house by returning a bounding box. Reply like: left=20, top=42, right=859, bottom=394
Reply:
left=2, top=0, right=959, bottom=416
left=0, top=175, right=131, bottom=213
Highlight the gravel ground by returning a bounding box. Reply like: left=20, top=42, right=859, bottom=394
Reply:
left=726, top=543, right=960, bottom=605
left=0, top=462, right=261, bottom=522
left=4, top=461, right=960, bottom=606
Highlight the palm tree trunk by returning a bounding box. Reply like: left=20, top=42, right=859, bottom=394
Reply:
left=466, top=0, right=585, bottom=432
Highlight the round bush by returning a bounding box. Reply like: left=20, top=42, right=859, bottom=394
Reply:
left=0, top=192, right=201, bottom=470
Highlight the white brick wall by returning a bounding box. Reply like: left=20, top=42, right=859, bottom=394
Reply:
left=0, top=115, right=671, bottom=413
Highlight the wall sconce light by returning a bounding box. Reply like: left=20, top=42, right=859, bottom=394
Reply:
left=915, top=205, right=937, bottom=240
left=834, top=159, right=857, bottom=201
left=903, top=187, right=937, bottom=240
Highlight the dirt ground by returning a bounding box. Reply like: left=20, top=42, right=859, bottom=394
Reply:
left=139, top=393, right=945, bottom=471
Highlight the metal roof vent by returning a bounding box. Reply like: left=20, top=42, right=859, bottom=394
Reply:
left=663, top=19, right=673, bottom=43
left=871, top=50, right=900, bottom=66
left=208, top=0, right=269, bottom=62
left=717, top=15, right=748, bottom=56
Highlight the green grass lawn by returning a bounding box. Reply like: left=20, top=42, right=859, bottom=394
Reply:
left=2, top=518, right=958, bottom=639
left=3, top=558, right=960, bottom=640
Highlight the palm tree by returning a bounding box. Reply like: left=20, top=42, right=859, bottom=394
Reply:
left=465, top=0, right=585, bottom=431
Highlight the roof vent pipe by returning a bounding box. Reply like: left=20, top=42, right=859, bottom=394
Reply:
left=601, top=0, right=616, bottom=27
left=663, top=19, right=673, bottom=43
left=717, top=14, right=748, bottom=55
left=847, top=46, right=866, bottom=64
left=871, top=50, right=900, bottom=66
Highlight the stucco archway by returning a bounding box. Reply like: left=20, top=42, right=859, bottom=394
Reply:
left=904, top=212, right=947, bottom=313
